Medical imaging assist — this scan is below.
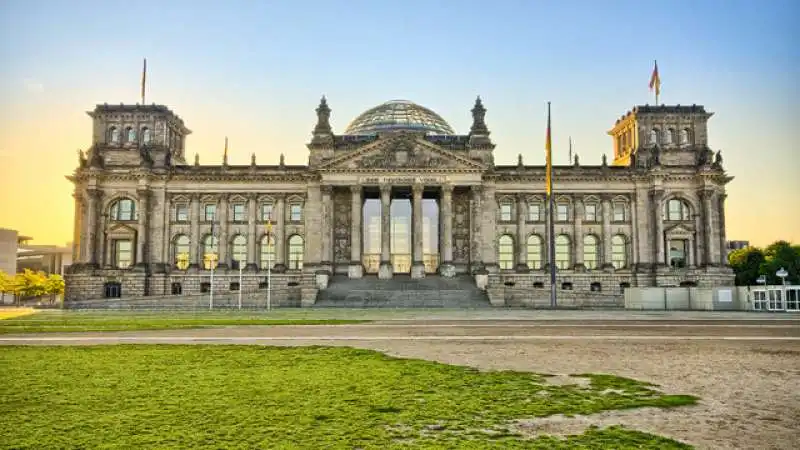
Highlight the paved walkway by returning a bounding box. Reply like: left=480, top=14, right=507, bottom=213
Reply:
left=2, top=316, right=798, bottom=345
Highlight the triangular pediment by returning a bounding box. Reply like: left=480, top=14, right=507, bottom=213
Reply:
left=320, top=134, right=486, bottom=171
left=664, top=223, right=694, bottom=236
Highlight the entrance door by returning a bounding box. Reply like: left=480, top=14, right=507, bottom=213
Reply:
left=785, top=287, right=799, bottom=312
left=362, top=198, right=381, bottom=274
left=767, top=288, right=784, bottom=311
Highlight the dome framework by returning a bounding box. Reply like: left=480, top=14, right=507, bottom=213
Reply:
left=344, top=100, right=455, bottom=136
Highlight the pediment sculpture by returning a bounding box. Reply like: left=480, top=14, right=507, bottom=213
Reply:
left=357, top=143, right=460, bottom=169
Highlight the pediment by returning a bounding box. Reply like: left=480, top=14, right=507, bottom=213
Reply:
left=320, top=134, right=486, bottom=171
left=664, top=223, right=694, bottom=236
left=106, top=223, right=137, bottom=235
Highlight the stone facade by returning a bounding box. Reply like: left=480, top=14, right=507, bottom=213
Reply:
left=65, top=98, right=734, bottom=305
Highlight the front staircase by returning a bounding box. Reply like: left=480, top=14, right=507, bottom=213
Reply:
left=314, top=274, right=491, bottom=308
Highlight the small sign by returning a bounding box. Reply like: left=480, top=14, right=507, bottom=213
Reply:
left=718, top=289, right=733, bottom=303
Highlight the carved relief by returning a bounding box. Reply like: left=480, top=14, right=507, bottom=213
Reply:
left=358, top=142, right=459, bottom=169
left=333, top=189, right=351, bottom=264
left=452, top=190, right=471, bottom=264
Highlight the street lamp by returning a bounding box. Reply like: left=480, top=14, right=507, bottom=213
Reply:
left=776, top=268, right=789, bottom=311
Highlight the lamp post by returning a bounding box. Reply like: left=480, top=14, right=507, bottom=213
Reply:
left=266, top=215, right=273, bottom=312
left=756, top=275, right=767, bottom=311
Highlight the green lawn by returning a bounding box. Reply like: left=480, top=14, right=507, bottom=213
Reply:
left=0, top=311, right=367, bottom=334
left=0, top=345, right=697, bottom=449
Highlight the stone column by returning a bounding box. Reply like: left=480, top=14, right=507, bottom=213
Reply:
left=160, top=191, right=170, bottom=267
left=274, top=195, right=286, bottom=272
left=718, top=193, right=728, bottom=265
left=601, top=195, right=613, bottom=270
left=320, top=185, right=333, bottom=270
left=217, top=195, right=229, bottom=270
left=246, top=194, right=257, bottom=271
left=481, top=184, right=498, bottom=271
left=349, top=186, right=363, bottom=279
left=135, top=188, right=149, bottom=268
left=96, top=210, right=106, bottom=267
left=439, top=184, right=456, bottom=277
left=630, top=191, right=639, bottom=267
left=189, top=194, right=200, bottom=269
left=515, top=193, right=529, bottom=272
left=72, top=191, right=82, bottom=263
left=703, top=189, right=719, bottom=266
left=574, top=197, right=584, bottom=270
left=83, top=189, right=99, bottom=265
left=411, top=183, right=426, bottom=279
left=470, top=186, right=483, bottom=272
left=652, top=190, right=665, bottom=266
left=378, top=184, right=393, bottom=279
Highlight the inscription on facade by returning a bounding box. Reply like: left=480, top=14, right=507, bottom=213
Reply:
left=358, top=176, right=448, bottom=185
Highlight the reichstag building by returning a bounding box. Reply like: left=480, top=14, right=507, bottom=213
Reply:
left=65, top=97, right=734, bottom=306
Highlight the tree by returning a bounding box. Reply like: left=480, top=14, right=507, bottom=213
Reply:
left=44, top=274, right=65, bottom=305
left=12, top=269, right=48, bottom=299
left=0, top=271, right=14, bottom=304
left=728, top=247, right=765, bottom=286
left=760, top=241, right=800, bottom=284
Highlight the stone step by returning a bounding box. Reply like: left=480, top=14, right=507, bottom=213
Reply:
left=315, top=274, right=491, bottom=308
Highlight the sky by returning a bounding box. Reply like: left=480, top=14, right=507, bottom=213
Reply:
left=0, top=0, right=798, bottom=247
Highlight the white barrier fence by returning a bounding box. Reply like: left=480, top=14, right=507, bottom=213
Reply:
left=624, top=285, right=800, bottom=312
left=750, top=286, right=800, bottom=312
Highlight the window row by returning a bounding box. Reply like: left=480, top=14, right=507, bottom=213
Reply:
left=497, top=234, right=629, bottom=271
left=107, top=125, right=152, bottom=145
left=172, top=234, right=305, bottom=270
left=104, top=198, right=305, bottom=223
left=498, top=201, right=630, bottom=223
left=174, top=202, right=303, bottom=223
left=647, top=127, right=693, bottom=146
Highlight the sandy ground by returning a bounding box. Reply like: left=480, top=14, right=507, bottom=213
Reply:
left=3, top=317, right=799, bottom=449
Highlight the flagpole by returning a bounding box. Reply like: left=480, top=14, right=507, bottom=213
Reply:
left=546, top=102, right=557, bottom=309
left=568, top=136, right=573, bottom=165
left=141, top=58, right=147, bottom=105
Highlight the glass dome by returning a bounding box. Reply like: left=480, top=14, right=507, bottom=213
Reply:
left=344, top=100, right=455, bottom=136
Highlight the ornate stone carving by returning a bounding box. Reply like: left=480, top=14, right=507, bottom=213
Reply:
left=358, top=141, right=459, bottom=169
left=333, top=189, right=351, bottom=264
left=452, top=191, right=471, bottom=264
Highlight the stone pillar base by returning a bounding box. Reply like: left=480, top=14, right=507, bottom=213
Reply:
left=348, top=263, right=363, bottom=279
left=410, top=263, right=426, bottom=279
left=475, top=271, right=489, bottom=290
left=378, top=262, right=393, bottom=280
left=300, top=288, right=318, bottom=307
left=315, top=271, right=330, bottom=290
left=514, top=263, right=530, bottom=273
left=439, top=262, right=456, bottom=278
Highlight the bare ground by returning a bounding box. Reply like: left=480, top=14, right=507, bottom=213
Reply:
left=305, top=339, right=800, bottom=450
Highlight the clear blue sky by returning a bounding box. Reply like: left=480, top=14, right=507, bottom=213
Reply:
left=0, top=0, right=798, bottom=246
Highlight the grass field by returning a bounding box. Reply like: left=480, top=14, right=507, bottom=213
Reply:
left=0, top=310, right=367, bottom=334
left=0, top=345, right=697, bottom=449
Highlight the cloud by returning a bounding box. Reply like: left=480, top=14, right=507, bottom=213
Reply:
left=23, top=79, right=44, bottom=94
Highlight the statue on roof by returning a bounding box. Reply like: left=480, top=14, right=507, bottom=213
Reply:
left=279, top=153, right=285, bottom=167
left=469, top=96, right=490, bottom=136
left=714, top=150, right=723, bottom=166
left=313, top=95, right=332, bottom=136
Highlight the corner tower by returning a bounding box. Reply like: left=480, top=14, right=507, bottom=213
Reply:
left=85, top=104, right=191, bottom=168
left=608, top=105, right=713, bottom=167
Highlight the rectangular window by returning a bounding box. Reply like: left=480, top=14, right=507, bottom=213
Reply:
left=232, top=204, right=246, bottom=222
left=613, top=203, right=626, bottom=222
left=290, top=204, right=302, bottom=222
left=557, top=205, right=569, bottom=222
left=500, top=204, right=512, bottom=222
left=114, top=239, right=133, bottom=269
left=528, top=204, right=541, bottom=222
left=668, top=239, right=688, bottom=268
left=260, top=204, right=273, bottom=222
left=175, top=204, right=189, bottom=222
left=204, top=204, right=216, bottom=222
left=584, top=204, right=597, bottom=222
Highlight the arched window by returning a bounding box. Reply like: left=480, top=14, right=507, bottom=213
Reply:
left=663, top=128, right=673, bottom=145
left=611, top=235, right=628, bottom=269
left=202, top=235, right=219, bottom=270
left=497, top=235, right=514, bottom=270
left=109, top=126, right=120, bottom=143
left=231, top=235, right=247, bottom=269
left=526, top=235, right=543, bottom=270
left=555, top=235, right=571, bottom=270
left=142, top=127, right=152, bottom=144
left=583, top=235, right=599, bottom=270
left=665, top=199, right=691, bottom=221
left=679, top=128, right=690, bottom=145
left=260, top=235, right=275, bottom=269
left=173, top=235, right=190, bottom=269
left=288, top=235, right=304, bottom=270
left=126, top=127, right=136, bottom=142
left=109, top=198, right=136, bottom=221
left=649, top=128, right=659, bottom=145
